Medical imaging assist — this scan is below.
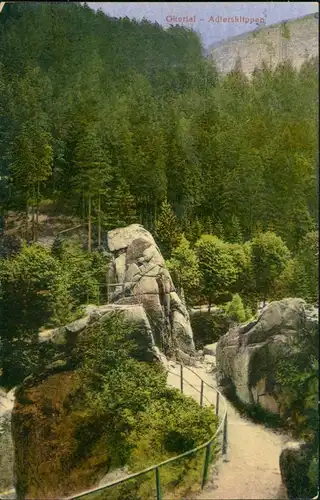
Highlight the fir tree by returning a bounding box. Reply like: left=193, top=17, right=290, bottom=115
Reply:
left=10, top=124, right=53, bottom=242
left=104, top=179, right=137, bottom=230
left=74, top=125, right=112, bottom=252
left=155, top=199, right=181, bottom=258
left=213, top=219, right=225, bottom=240
left=204, top=216, right=214, bottom=235
left=227, top=215, right=243, bottom=243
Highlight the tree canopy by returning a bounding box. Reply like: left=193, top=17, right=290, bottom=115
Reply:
left=0, top=3, right=317, bottom=249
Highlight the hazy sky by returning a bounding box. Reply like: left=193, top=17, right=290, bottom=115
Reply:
left=88, top=2, right=318, bottom=48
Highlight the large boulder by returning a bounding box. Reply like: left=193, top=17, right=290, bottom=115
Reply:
left=39, top=303, right=162, bottom=364
left=216, top=298, right=318, bottom=412
left=107, top=224, right=195, bottom=356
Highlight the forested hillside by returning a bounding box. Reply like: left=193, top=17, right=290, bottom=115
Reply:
left=0, top=2, right=318, bottom=250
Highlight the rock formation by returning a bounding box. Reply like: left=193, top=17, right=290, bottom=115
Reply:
left=208, top=13, right=318, bottom=77
left=38, top=302, right=168, bottom=367
left=216, top=298, right=318, bottom=413
left=38, top=224, right=195, bottom=361
left=107, top=224, right=195, bottom=357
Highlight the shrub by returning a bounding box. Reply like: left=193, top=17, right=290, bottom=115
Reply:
left=224, top=294, right=247, bottom=324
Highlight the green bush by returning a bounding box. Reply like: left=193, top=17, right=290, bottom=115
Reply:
left=191, top=295, right=253, bottom=350
left=224, top=294, right=247, bottom=324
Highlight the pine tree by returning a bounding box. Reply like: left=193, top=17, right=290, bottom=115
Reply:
left=190, top=217, right=203, bottom=244
left=225, top=294, right=247, bottom=324
left=155, top=199, right=181, bottom=258
left=204, top=216, right=214, bottom=235
left=104, top=179, right=137, bottom=230
left=181, top=215, right=203, bottom=245
left=10, top=124, right=53, bottom=242
left=227, top=215, right=243, bottom=243
left=213, top=219, right=225, bottom=240
left=74, top=125, right=111, bottom=252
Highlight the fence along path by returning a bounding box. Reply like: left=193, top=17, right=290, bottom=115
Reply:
left=177, top=365, right=288, bottom=500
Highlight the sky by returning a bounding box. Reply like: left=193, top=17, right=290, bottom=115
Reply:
left=87, top=2, right=319, bottom=48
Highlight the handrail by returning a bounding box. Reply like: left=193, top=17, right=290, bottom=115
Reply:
left=66, top=364, right=228, bottom=500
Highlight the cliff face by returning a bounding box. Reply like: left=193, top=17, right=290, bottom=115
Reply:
left=209, top=13, right=319, bottom=76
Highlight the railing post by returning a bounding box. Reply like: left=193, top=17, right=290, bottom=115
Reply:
left=200, top=379, right=204, bottom=407
left=201, top=442, right=211, bottom=489
left=222, top=413, right=228, bottom=461
left=155, top=467, right=162, bottom=500
left=215, top=391, right=220, bottom=416
left=180, top=365, right=183, bottom=393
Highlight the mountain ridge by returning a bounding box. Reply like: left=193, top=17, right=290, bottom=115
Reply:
left=208, top=12, right=319, bottom=75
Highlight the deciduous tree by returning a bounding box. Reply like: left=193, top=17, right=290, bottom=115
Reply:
left=250, top=231, right=290, bottom=305
left=195, top=235, right=238, bottom=312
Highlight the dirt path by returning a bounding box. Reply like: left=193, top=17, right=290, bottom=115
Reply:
left=167, top=364, right=288, bottom=500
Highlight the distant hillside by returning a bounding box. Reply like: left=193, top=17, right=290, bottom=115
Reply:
left=208, top=13, right=319, bottom=75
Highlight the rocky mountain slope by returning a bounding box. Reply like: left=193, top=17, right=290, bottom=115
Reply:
left=208, top=13, right=319, bottom=75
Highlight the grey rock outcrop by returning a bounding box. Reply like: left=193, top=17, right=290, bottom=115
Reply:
left=39, top=303, right=166, bottom=365
left=203, top=343, right=218, bottom=356
left=107, top=224, right=195, bottom=357
left=209, top=13, right=318, bottom=77
left=216, top=298, right=318, bottom=413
